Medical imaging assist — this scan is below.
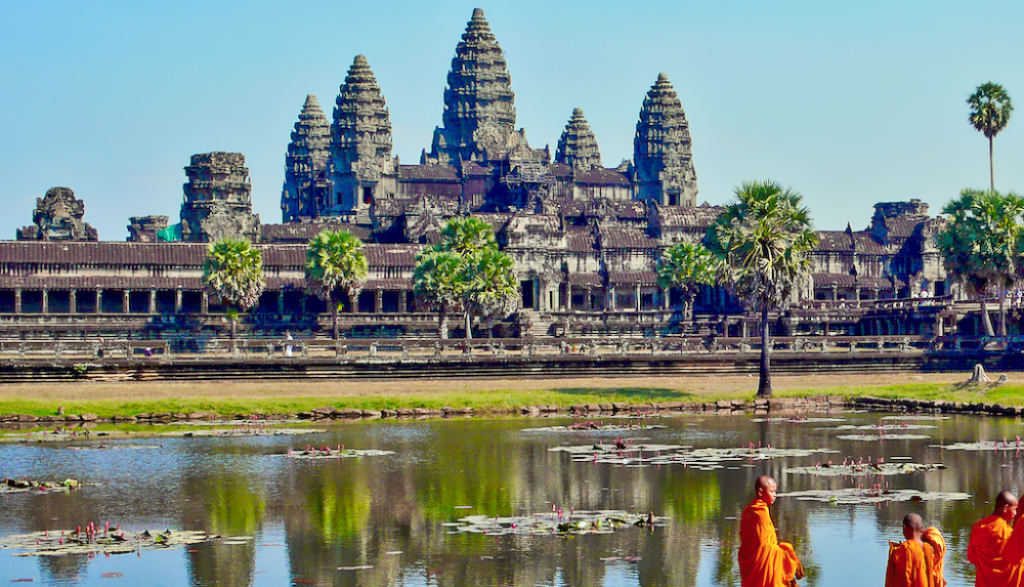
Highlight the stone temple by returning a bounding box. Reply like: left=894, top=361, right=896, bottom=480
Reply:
left=0, top=9, right=952, bottom=341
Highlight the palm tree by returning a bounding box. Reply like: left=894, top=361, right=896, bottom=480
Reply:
left=413, top=249, right=463, bottom=340
left=203, top=238, right=265, bottom=354
left=438, top=217, right=497, bottom=256
left=708, top=181, right=818, bottom=398
left=305, top=229, right=368, bottom=341
left=968, top=82, right=1014, bottom=191
left=462, top=247, right=519, bottom=338
left=657, top=242, right=721, bottom=323
left=936, top=189, right=1024, bottom=336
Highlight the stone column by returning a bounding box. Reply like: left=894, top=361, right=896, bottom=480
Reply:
left=401, top=291, right=409, bottom=313
left=175, top=289, right=183, bottom=313
left=95, top=289, right=103, bottom=313
left=14, top=289, right=21, bottom=314
left=41, top=290, right=49, bottom=314
left=122, top=290, right=131, bottom=314
left=935, top=315, right=944, bottom=337
left=200, top=292, right=209, bottom=314
left=277, top=291, right=285, bottom=314
left=662, top=287, right=670, bottom=310
left=635, top=284, right=641, bottom=311
left=69, top=289, right=77, bottom=314
left=374, top=289, right=383, bottom=313
left=148, top=290, right=156, bottom=314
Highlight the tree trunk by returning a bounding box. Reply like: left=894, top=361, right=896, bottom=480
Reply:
left=230, top=313, right=238, bottom=356
left=439, top=306, right=449, bottom=340
left=332, top=299, right=339, bottom=341
left=989, top=135, right=995, bottom=192
left=465, top=310, right=473, bottom=341
left=980, top=297, right=995, bottom=337
left=999, top=281, right=1007, bottom=337
left=757, top=304, right=773, bottom=398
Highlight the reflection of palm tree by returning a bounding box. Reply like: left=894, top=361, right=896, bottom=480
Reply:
left=182, top=470, right=264, bottom=587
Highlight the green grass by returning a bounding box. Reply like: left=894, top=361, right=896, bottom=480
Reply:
left=3, top=381, right=1024, bottom=419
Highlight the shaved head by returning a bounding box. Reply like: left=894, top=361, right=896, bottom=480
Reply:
left=996, top=491, right=1019, bottom=521
left=904, top=513, right=924, bottom=531
left=754, top=475, right=778, bottom=505
left=755, top=475, right=776, bottom=493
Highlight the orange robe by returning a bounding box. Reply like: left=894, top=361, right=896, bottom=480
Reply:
left=886, top=539, right=936, bottom=587
left=968, top=515, right=1012, bottom=587
left=1003, top=517, right=1024, bottom=587
left=923, top=527, right=947, bottom=587
left=738, top=499, right=803, bottom=587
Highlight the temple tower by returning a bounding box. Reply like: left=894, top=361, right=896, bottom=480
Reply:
left=330, top=55, right=397, bottom=213
left=555, top=108, right=602, bottom=170
left=634, top=73, right=698, bottom=206
left=282, top=95, right=333, bottom=222
left=425, top=8, right=532, bottom=165
left=16, top=187, right=99, bottom=241
left=180, top=152, right=260, bottom=242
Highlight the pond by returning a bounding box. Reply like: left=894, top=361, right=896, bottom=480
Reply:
left=1, top=410, right=1023, bottom=586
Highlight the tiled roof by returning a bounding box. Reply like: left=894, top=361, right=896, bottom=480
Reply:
left=0, top=242, right=207, bottom=266
left=608, top=270, right=660, bottom=285
left=363, top=277, right=413, bottom=290
left=812, top=273, right=902, bottom=289
left=566, top=228, right=597, bottom=252
left=566, top=273, right=603, bottom=287
left=260, top=223, right=371, bottom=243
left=400, top=165, right=459, bottom=182
left=574, top=167, right=631, bottom=187
left=598, top=226, right=660, bottom=249
left=814, top=231, right=887, bottom=254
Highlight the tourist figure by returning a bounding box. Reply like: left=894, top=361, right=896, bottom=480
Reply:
left=885, top=513, right=940, bottom=587
left=284, top=330, right=293, bottom=357
left=968, top=491, right=1017, bottom=587
left=738, top=475, right=804, bottom=587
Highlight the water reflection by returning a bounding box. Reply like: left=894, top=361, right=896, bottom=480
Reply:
left=2, top=412, right=1024, bottom=586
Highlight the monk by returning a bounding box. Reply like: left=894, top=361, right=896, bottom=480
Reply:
left=1002, top=506, right=1024, bottom=587
left=738, top=475, right=804, bottom=587
left=923, top=526, right=948, bottom=587
left=968, top=491, right=1017, bottom=587
left=885, top=513, right=938, bottom=587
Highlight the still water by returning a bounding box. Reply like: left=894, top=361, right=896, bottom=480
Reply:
left=1, top=411, right=1023, bottom=587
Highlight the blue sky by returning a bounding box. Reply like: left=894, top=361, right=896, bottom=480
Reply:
left=2, top=0, right=1022, bottom=240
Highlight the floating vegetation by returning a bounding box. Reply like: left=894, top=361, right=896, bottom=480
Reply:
left=935, top=438, right=1024, bottom=452
left=524, top=421, right=667, bottom=433
left=165, top=427, right=325, bottom=438
left=879, top=415, right=950, bottom=421
left=835, top=434, right=932, bottom=442
left=549, top=443, right=837, bottom=469
left=749, top=417, right=847, bottom=424
left=779, top=488, right=970, bottom=505
left=67, top=444, right=162, bottom=451
left=0, top=525, right=237, bottom=557
left=786, top=461, right=945, bottom=477
left=447, top=509, right=666, bottom=536
left=2, top=478, right=81, bottom=495
left=826, top=424, right=937, bottom=431
left=285, top=445, right=394, bottom=459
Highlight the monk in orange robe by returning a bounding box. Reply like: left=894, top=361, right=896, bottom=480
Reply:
left=923, top=527, right=947, bottom=587
left=1002, top=506, right=1024, bottom=587
left=738, top=475, right=804, bottom=587
left=886, top=513, right=938, bottom=587
left=968, top=491, right=1017, bottom=587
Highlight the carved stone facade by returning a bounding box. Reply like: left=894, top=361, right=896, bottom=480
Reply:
left=282, top=95, right=333, bottom=222
left=17, top=187, right=99, bottom=242
left=555, top=109, right=602, bottom=170
left=180, top=152, right=260, bottom=243
left=634, top=73, right=698, bottom=207
left=127, top=216, right=169, bottom=243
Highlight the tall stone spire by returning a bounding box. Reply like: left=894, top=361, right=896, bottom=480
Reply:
left=331, top=55, right=396, bottom=212
left=282, top=95, right=332, bottom=221
left=555, top=108, right=602, bottom=170
left=425, top=8, right=525, bottom=164
left=634, top=73, right=698, bottom=206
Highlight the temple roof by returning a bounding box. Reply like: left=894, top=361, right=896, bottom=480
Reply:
left=283, top=94, right=331, bottom=190
left=555, top=108, right=602, bottom=169
left=635, top=73, right=693, bottom=169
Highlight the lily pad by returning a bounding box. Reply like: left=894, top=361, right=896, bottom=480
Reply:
left=786, top=462, right=945, bottom=477
left=934, top=440, right=1024, bottom=452
left=524, top=423, right=667, bottom=433
left=779, top=488, right=970, bottom=504
left=749, top=417, right=847, bottom=424
left=285, top=447, right=394, bottom=459
left=0, top=528, right=215, bottom=557
left=448, top=510, right=667, bottom=536
left=2, top=478, right=81, bottom=495
left=549, top=444, right=837, bottom=469
left=827, top=424, right=937, bottom=431
left=835, top=434, right=932, bottom=442
left=165, top=428, right=325, bottom=438
left=879, top=415, right=950, bottom=421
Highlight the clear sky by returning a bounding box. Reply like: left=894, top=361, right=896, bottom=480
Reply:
left=2, top=0, right=1022, bottom=241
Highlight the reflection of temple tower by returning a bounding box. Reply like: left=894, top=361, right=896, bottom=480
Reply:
left=180, top=152, right=260, bottom=242
left=634, top=73, right=698, bottom=206
left=282, top=95, right=332, bottom=221
left=555, top=108, right=602, bottom=170
left=423, top=8, right=534, bottom=165
left=330, top=55, right=397, bottom=214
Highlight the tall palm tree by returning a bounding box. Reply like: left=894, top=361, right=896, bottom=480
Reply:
left=657, top=242, right=721, bottom=323
left=438, top=217, right=497, bottom=256
left=968, top=82, right=1014, bottom=191
left=936, top=189, right=1024, bottom=336
left=203, top=238, right=265, bottom=354
left=413, top=249, right=463, bottom=340
left=708, top=181, right=818, bottom=398
left=463, top=247, right=519, bottom=338
left=305, top=229, right=369, bottom=341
